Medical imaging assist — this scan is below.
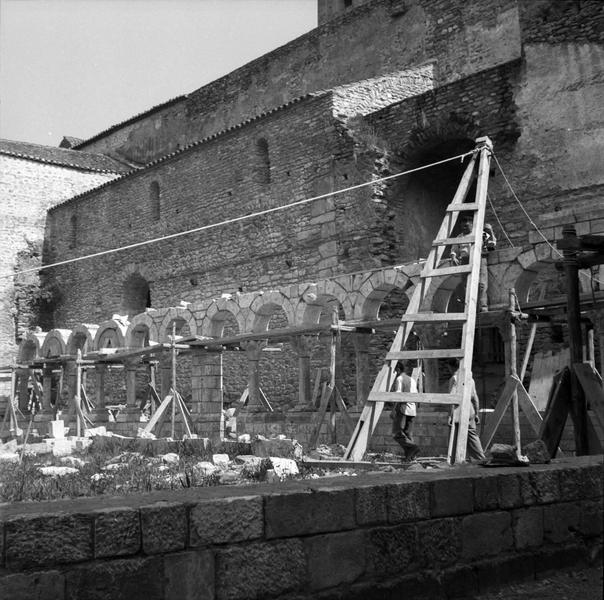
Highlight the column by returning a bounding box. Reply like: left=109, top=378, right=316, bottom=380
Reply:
left=352, top=331, right=371, bottom=406
left=42, top=366, right=53, bottom=414
left=190, top=348, right=224, bottom=442
left=124, top=358, right=139, bottom=409
left=95, top=364, right=107, bottom=410
left=242, top=340, right=263, bottom=410
left=290, top=335, right=314, bottom=408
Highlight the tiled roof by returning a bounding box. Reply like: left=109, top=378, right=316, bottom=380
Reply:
left=59, top=136, right=85, bottom=149
left=0, top=139, right=131, bottom=173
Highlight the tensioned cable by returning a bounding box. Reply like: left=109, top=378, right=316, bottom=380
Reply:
left=2, top=150, right=475, bottom=281
left=492, top=153, right=603, bottom=287
left=487, top=192, right=514, bottom=247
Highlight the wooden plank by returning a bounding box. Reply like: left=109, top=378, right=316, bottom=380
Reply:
left=386, top=348, right=465, bottom=360
left=529, top=348, right=570, bottom=411
left=421, top=264, right=473, bottom=278
left=334, top=389, right=354, bottom=435
left=258, top=387, right=274, bottom=412
left=433, top=234, right=475, bottom=246
left=574, top=363, right=604, bottom=425
left=513, top=376, right=543, bottom=435
left=143, top=394, right=173, bottom=434
left=446, top=202, right=479, bottom=212
left=539, top=367, right=571, bottom=458
left=369, top=391, right=461, bottom=405
left=399, top=312, right=467, bottom=322
left=308, top=384, right=333, bottom=449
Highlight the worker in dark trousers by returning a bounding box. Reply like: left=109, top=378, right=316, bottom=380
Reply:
left=391, top=361, right=420, bottom=461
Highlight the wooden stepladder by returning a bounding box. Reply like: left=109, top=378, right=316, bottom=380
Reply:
left=344, top=136, right=493, bottom=463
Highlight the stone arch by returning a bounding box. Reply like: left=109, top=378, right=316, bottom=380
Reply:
left=159, top=307, right=198, bottom=342
left=18, top=331, right=45, bottom=363
left=248, top=292, right=295, bottom=332
left=352, top=268, right=412, bottom=320
left=126, top=313, right=159, bottom=348
left=94, top=319, right=128, bottom=351
left=41, top=329, right=70, bottom=359
left=297, top=281, right=351, bottom=327
left=204, top=299, right=245, bottom=338
left=67, top=324, right=98, bottom=355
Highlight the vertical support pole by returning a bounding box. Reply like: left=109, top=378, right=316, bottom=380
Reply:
left=75, top=350, right=82, bottom=437
left=149, top=361, right=157, bottom=412
left=562, top=224, right=588, bottom=455
left=509, top=289, right=522, bottom=460
left=586, top=325, right=595, bottom=369
left=171, top=322, right=177, bottom=439
left=330, top=311, right=338, bottom=443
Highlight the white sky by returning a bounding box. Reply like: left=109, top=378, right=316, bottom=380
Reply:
left=0, top=0, right=317, bottom=147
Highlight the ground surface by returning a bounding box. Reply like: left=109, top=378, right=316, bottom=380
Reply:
left=470, top=566, right=603, bottom=600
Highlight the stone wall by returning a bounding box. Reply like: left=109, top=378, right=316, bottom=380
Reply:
left=76, top=0, right=521, bottom=164
left=1, top=456, right=601, bottom=599
left=0, top=155, right=119, bottom=366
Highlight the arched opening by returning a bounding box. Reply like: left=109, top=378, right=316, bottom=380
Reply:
left=394, top=138, right=476, bottom=262
left=121, top=273, right=151, bottom=318
left=255, top=138, right=271, bottom=184
left=150, top=181, right=160, bottom=221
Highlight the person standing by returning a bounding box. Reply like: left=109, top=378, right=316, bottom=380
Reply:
left=391, top=361, right=420, bottom=461
left=447, top=358, right=486, bottom=462
left=450, top=215, right=497, bottom=312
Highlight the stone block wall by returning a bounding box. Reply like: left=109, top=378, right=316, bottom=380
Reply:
left=76, top=0, right=521, bottom=164
left=1, top=456, right=601, bottom=599
left=0, top=155, right=119, bottom=365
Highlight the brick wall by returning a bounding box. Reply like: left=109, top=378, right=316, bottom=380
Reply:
left=1, top=456, right=601, bottom=599
left=0, top=155, right=118, bottom=365
left=77, top=0, right=520, bottom=163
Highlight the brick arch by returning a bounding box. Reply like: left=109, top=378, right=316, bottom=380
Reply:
left=203, top=299, right=246, bottom=337
left=159, top=307, right=198, bottom=342
left=352, top=268, right=412, bottom=320
left=41, top=329, right=70, bottom=358
left=94, top=319, right=128, bottom=351
left=67, top=324, right=98, bottom=355
left=126, top=313, right=159, bottom=348
left=248, top=292, right=295, bottom=332
left=296, top=281, right=350, bottom=326
left=18, top=331, right=45, bottom=363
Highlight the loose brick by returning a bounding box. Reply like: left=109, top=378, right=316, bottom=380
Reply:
left=189, top=495, right=263, bottom=546
left=4, top=513, right=93, bottom=569
left=164, top=550, right=214, bottom=600
left=215, top=539, right=306, bottom=600
left=94, top=507, right=141, bottom=558
left=304, top=530, right=366, bottom=591
left=431, top=477, right=474, bottom=517
left=387, top=481, right=430, bottom=523
left=265, top=488, right=355, bottom=539
left=0, top=570, right=65, bottom=600
left=140, top=502, right=187, bottom=555
left=462, top=512, right=513, bottom=559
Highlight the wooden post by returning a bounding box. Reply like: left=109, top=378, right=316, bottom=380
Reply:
left=562, top=224, right=588, bottom=455
left=75, top=349, right=82, bottom=437
left=171, top=323, right=177, bottom=439
left=330, top=311, right=338, bottom=443
left=509, top=289, right=523, bottom=460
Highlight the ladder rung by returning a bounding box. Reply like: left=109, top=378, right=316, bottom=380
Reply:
left=386, top=349, right=465, bottom=360
left=433, top=235, right=475, bottom=246
left=422, top=264, right=472, bottom=278
left=369, top=392, right=462, bottom=405
left=400, top=313, right=467, bottom=322
left=446, top=202, right=479, bottom=212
